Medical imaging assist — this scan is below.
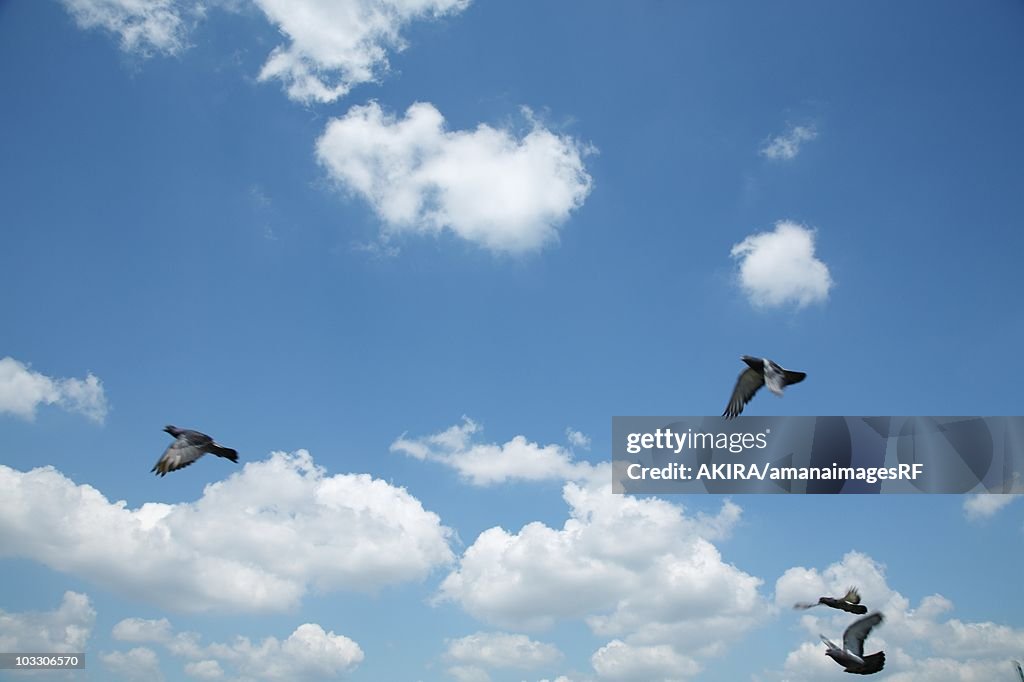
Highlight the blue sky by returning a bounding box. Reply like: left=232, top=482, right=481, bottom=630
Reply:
left=1, top=1, right=1023, bottom=680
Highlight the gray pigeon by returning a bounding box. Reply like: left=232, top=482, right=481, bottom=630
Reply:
left=795, top=586, right=869, bottom=615
left=1014, top=659, right=1023, bottom=682
left=821, top=612, right=885, bottom=675
left=151, top=425, right=238, bottom=477
left=723, top=355, right=806, bottom=419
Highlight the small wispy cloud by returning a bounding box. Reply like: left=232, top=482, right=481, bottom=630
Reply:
left=0, top=356, right=109, bottom=424
left=730, top=220, right=833, bottom=309
left=60, top=0, right=196, bottom=57
left=566, top=428, right=591, bottom=450
left=445, top=631, right=562, bottom=675
left=759, top=124, right=818, bottom=161
left=249, top=184, right=280, bottom=241
left=963, top=493, right=1021, bottom=521
left=391, top=417, right=597, bottom=485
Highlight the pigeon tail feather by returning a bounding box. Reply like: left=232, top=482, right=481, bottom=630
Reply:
left=210, top=444, right=238, bottom=462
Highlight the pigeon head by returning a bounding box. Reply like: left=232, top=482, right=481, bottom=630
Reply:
left=741, top=355, right=763, bottom=370
left=163, top=425, right=178, bottom=435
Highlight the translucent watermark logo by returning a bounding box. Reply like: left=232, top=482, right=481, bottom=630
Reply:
left=612, top=416, right=1024, bottom=494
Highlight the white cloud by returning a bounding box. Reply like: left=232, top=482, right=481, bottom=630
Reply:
left=591, top=640, right=699, bottom=682
left=759, top=124, right=818, bottom=161
left=566, top=428, right=591, bottom=450
left=0, top=356, right=109, bottom=424
left=392, top=417, right=598, bottom=486
left=0, top=591, right=95, bottom=653
left=254, top=0, right=470, bottom=103
left=766, top=551, right=1024, bottom=681
left=447, top=665, right=491, bottom=682
left=730, top=220, right=833, bottom=308
left=436, top=471, right=765, bottom=673
left=61, top=0, right=473, bottom=104
left=963, top=493, right=1020, bottom=521
left=316, top=102, right=594, bottom=253
left=101, top=647, right=164, bottom=682
left=0, top=451, right=453, bottom=613
left=184, top=659, right=225, bottom=679
left=114, top=618, right=363, bottom=682
left=882, top=657, right=1024, bottom=682
left=446, top=631, right=562, bottom=670
left=60, top=0, right=194, bottom=56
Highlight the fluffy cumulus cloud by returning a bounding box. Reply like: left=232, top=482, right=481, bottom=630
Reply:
left=591, top=640, right=699, bottom=682
left=60, top=0, right=195, bottom=56
left=0, top=356, right=109, bottom=424
left=436, top=472, right=765, bottom=680
left=101, top=647, right=165, bottom=682
left=316, top=102, right=594, bottom=253
left=254, top=0, right=470, bottom=103
left=963, top=493, right=1020, bottom=521
left=765, top=551, right=1024, bottom=681
left=113, top=618, right=363, bottom=681
left=730, top=220, right=833, bottom=308
left=759, top=124, right=818, bottom=161
left=0, top=451, right=453, bottom=613
left=392, top=417, right=598, bottom=486
left=0, top=591, right=95, bottom=653
left=445, top=631, right=562, bottom=677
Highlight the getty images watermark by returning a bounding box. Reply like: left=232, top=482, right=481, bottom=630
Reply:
left=612, top=416, right=1024, bottom=494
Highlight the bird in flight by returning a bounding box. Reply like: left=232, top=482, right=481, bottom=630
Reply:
left=151, top=425, right=238, bottom=477
left=821, top=612, right=886, bottom=675
left=794, top=586, right=869, bottom=615
left=723, top=355, right=806, bottom=419
left=1014, top=659, right=1023, bottom=682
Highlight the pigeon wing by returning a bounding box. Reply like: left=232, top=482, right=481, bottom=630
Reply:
left=1014, top=660, right=1023, bottom=682
left=177, top=429, right=238, bottom=462
left=151, top=437, right=205, bottom=477
left=724, top=368, right=764, bottom=419
left=843, top=612, right=883, bottom=658
left=843, top=587, right=862, bottom=605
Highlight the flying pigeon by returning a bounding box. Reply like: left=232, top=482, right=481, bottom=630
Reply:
left=820, top=612, right=885, bottom=676
left=151, top=425, right=238, bottom=477
left=1014, top=659, right=1023, bottom=682
left=723, top=355, right=806, bottom=419
left=794, top=587, right=869, bottom=615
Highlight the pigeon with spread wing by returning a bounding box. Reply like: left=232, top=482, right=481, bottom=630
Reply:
left=795, top=587, right=869, bottom=615
left=723, top=355, right=806, bottom=419
left=151, top=425, right=238, bottom=477
left=821, top=612, right=886, bottom=675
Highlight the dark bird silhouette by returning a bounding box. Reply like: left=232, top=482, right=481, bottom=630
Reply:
left=151, top=425, right=238, bottom=477
left=794, top=587, right=869, bottom=615
left=1014, top=659, right=1023, bottom=682
left=820, top=612, right=885, bottom=675
left=723, top=355, right=806, bottom=419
